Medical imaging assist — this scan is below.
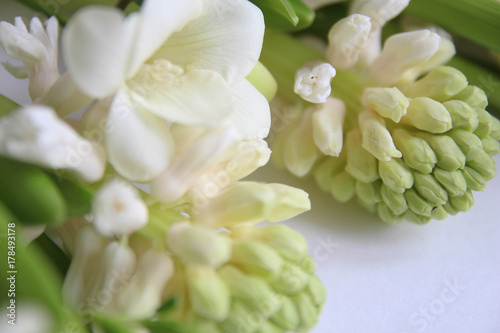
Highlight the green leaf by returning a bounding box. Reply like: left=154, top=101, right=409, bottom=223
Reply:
left=47, top=173, right=94, bottom=218
left=28, top=233, right=71, bottom=278
left=94, top=316, right=134, bottom=333
left=141, top=320, right=194, bottom=333
left=251, top=0, right=315, bottom=31
left=0, top=94, right=19, bottom=117
left=156, top=297, right=178, bottom=314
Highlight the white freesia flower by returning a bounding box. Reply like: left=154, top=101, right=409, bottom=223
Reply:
left=0, top=105, right=105, bottom=182
left=92, top=179, right=149, bottom=237
left=0, top=17, right=59, bottom=100
left=62, top=0, right=270, bottom=182
left=294, top=62, right=336, bottom=103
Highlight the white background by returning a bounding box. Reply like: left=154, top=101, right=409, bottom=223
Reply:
left=1, top=1, right=500, bottom=332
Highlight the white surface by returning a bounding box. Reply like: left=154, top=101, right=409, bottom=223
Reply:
left=1, top=1, right=500, bottom=333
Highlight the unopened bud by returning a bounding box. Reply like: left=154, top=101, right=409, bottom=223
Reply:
left=378, top=158, right=414, bottom=193
left=361, top=87, right=409, bottom=122
left=392, top=128, right=437, bottom=173
left=293, top=292, right=319, bottom=331
left=474, top=108, right=493, bottom=139
left=355, top=180, right=382, bottom=206
left=350, top=0, right=409, bottom=30
left=313, top=155, right=346, bottom=192
left=400, top=97, right=452, bottom=134
left=272, top=262, right=311, bottom=296
left=266, top=183, right=311, bottom=222
left=430, top=206, right=448, bottom=220
left=230, top=241, right=283, bottom=281
left=359, top=110, right=401, bottom=161
left=466, top=150, right=496, bottom=180
left=380, top=184, right=408, bottom=215
left=345, top=129, right=379, bottom=182
left=461, top=167, right=486, bottom=191
left=270, top=296, right=300, bottom=331
left=377, top=202, right=399, bottom=224
left=418, top=133, right=466, bottom=171
left=452, top=85, right=488, bottom=109
left=433, top=168, right=467, bottom=197
left=404, top=188, right=434, bottom=217
left=330, top=170, right=356, bottom=202
left=403, top=209, right=431, bottom=225
left=443, top=100, right=478, bottom=131
left=306, top=275, right=327, bottom=307
left=312, top=97, right=346, bottom=156
left=449, top=190, right=474, bottom=212
left=482, top=137, right=500, bottom=156
left=413, top=172, right=448, bottom=205
left=447, top=130, right=483, bottom=161
left=404, top=66, right=467, bottom=102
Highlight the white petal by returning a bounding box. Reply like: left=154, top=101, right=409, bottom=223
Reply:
left=151, top=126, right=240, bottom=203
left=0, top=20, right=46, bottom=63
left=105, top=90, right=174, bottom=182
left=231, top=79, right=271, bottom=139
left=150, top=0, right=264, bottom=84
left=350, top=0, right=409, bottom=30
left=128, top=61, right=234, bottom=126
left=294, top=62, right=336, bottom=104
left=126, top=0, right=203, bottom=77
left=312, top=97, right=345, bottom=156
left=1, top=61, right=28, bottom=78
left=62, top=7, right=138, bottom=98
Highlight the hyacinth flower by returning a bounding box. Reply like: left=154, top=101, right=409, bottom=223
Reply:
left=261, top=0, right=500, bottom=224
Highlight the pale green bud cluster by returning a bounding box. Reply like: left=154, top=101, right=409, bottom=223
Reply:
left=273, top=65, right=499, bottom=224
left=160, top=224, right=326, bottom=333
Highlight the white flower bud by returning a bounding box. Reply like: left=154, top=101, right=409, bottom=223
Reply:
left=359, top=110, right=401, bottom=161
left=350, top=0, right=409, bottom=30
left=92, top=179, right=149, bottom=237
left=294, top=62, right=336, bottom=103
left=326, top=14, right=372, bottom=70
left=371, top=30, right=441, bottom=85
left=312, top=97, right=346, bottom=156
left=0, top=105, right=105, bottom=182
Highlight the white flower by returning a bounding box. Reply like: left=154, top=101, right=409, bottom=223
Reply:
left=92, top=179, right=148, bottom=237
left=312, top=97, right=346, bottom=156
left=294, top=62, right=336, bottom=103
left=0, top=17, right=59, bottom=100
left=0, top=105, right=105, bottom=182
left=62, top=0, right=270, bottom=182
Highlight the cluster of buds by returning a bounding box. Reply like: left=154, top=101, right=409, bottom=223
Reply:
left=268, top=0, right=500, bottom=224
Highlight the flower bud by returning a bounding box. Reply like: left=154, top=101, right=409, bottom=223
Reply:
left=466, top=150, right=496, bottom=180
left=392, top=128, right=437, bottom=173
left=194, top=181, right=276, bottom=227
left=359, top=110, right=401, bottom=161
left=185, top=266, right=231, bottom=322
left=443, top=100, right=478, bottom=131
left=474, top=108, right=493, bottom=139
left=265, top=183, right=311, bottom=222
left=306, top=275, right=327, bottom=307
left=371, top=30, right=441, bottom=85
left=270, top=296, right=300, bottom=331
left=355, top=180, right=382, bottom=206
left=271, top=261, right=311, bottom=296
left=403, top=209, right=431, bottom=225
left=378, top=158, right=414, bottom=193
left=380, top=184, right=408, bottom=215
left=167, top=223, right=231, bottom=268
left=92, top=179, right=149, bottom=237
left=330, top=171, right=356, bottom=202
left=433, top=168, right=467, bottom=197
left=417, top=133, right=466, bottom=171
left=361, top=87, right=409, bottom=122
left=413, top=172, right=448, bottom=205
left=326, top=14, right=372, bottom=70
left=461, top=167, right=486, bottom=191
left=449, top=190, right=474, bottom=212
left=404, top=66, right=468, bottom=102
left=345, top=129, right=379, bottom=182
left=482, top=137, right=500, bottom=156
left=447, top=130, right=483, bottom=161
left=293, top=292, right=319, bottom=331
left=489, top=116, right=500, bottom=140
left=452, top=85, right=488, bottom=109
left=377, top=202, right=399, bottom=224
left=230, top=241, right=283, bottom=281
left=430, top=206, right=448, bottom=220
left=443, top=201, right=459, bottom=216
left=350, top=0, right=409, bottom=30
left=400, top=97, right=452, bottom=133
left=312, top=97, right=346, bottom=156
left=116, top=251, right=174, bottom=319
left=404, top=188, right=434, bottom=217
left=294, top=62, right=336, bottom=103
left=313, top=155, right=346, bottom=192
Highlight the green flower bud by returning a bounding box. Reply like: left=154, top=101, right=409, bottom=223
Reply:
left=359, top=110, right=402, bottom=161
left=392, top=128, right=437, bottom=173
left=271, top=261, right=311, bottom=296
left=293, top=292, right=318, bottom=331
left=381, top=184, right=408, bottom=215
left=361, top=87, right=409, bottom=122
left=377, top=202, right=399, bottom=224
left=357, top=197, right=377, bottom=214
left=400, top=97, right=452, bottom=133
left=218, top=266, right=281, bottom=318
left=449, top=190, right=474, bottom=212
left=266, top=183, right=311, bottom=222
left=167, top=223, right=231, bottom=268
left=230, top=241, right=283, bottom=281
left=417, top=133, right=466, bottom=171
left=270, top=296, right=300, bottom=331
left=447, top=129, right=483, bottom=161
left=404, top=66, right=468, bottom=102
left=443, top=201, right=459, bottom=216
left=356, top=180, right=383, bottom=206
left=474, top=108, right=493, bottom=138
left=330, top=171, right=356, bottom=202
left=306, top=275, right=327, bottom=307
left=452, top=85, right=488, bottom=109
left=403, top=209, right=431, bottom=225
left=413, top=172, right=448, bottom=205
left=432, top=168, right=467, bottom=197
left=218, top=300, right=256, bottom=333
left=443, top=100, right=478, bottom=131
left=404, top=188, right=434, bottom=217
left=489, top=116, right=500, bottom=140
left=345, top=129, right=379, bottom=182
left=378, top=158, right=414, bottom=193
left=461, top=167, right=486, bottom=191
left=466, top=150, right=496, bottom=180
left=482, top=137, right=500, bottom=156
left=186, top=266, right=231, bottom=322
left=313, top=155, right=346, bottom=192
left=431, top=206, right=448, bottom=220
left=256, top=322, right=283, bottom=333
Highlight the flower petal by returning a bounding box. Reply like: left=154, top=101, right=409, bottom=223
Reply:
left=127, top=62, right=234, bottom=126
left=62, top=7, right=138, bottom=98
left=105, top=90, right=174, bottom=182
left=151, top=0, right=264, bottom=84
left=231, top=79, right=271, bottom=139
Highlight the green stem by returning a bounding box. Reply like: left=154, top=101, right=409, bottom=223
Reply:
left=406, top=0, right=500, bottom=53
left=0, top=94, right=19, bottom=117
left=15, top=0, right=69, bottom=24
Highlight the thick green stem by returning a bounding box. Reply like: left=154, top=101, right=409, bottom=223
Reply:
left=406, top=0, right=500, bottom=53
